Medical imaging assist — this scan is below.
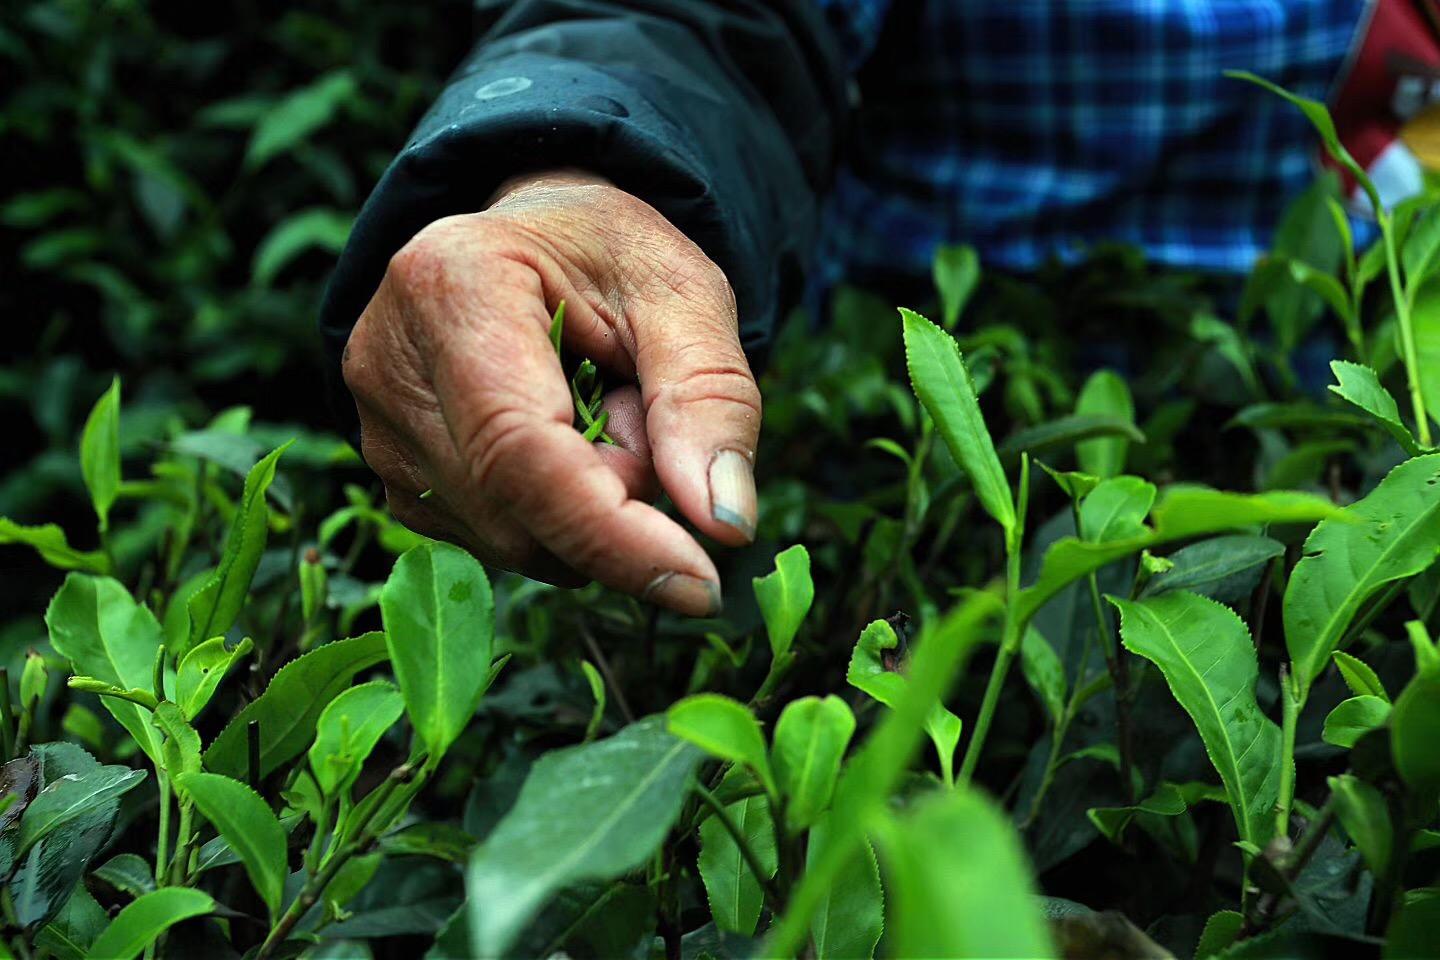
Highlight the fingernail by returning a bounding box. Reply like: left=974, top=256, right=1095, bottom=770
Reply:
left=644, top=572, right=722, bottom=618
left=709, top=449, right=757, bottom=540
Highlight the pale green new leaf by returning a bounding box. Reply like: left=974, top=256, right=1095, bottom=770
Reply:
left=152, top=703, right=201, bottom=778
left=1414, top=282, right=1440, bottom=425
left=175, top=772, right=286, bottom=921
left=1020, top=626, right=1066, bottom=723
left=86, top=887, right=214, bottom=960
left=933, top=243, right=979, bottom=329
left=466, top=717, right=701, bottom=958
left=1079, top=476, right=1156, bottom=543
left=1149, top=486, right=1341, bottom=541
left=1037, top=460, right=1099, bottom=499
left=771, top=696, right=855, bottom=833
left=0, top=518, right=109, bottom=573
left=186, top=442, right=291, bottom=656
left=901, top=307, right=1014, bottom=534
left=752, top=544, right=814, bottom=661
left=45, top=574, right=164, bottom=762
left=1332, top=651, right=1389, bottom=703
left=251, top=207, right=352, bottom=286
left=79, top=377, right=121, bottom=532
left=1321, top=696, right=1390, bottom=749
left=807, top=812, right=883, bottom=959
left=17, top=765, right=147, bottom=860
left=1110, top=592, right=1282, bottom=845
left=1285, top=455, right=1440, bottom=690
left=667, top=694, right=776, bottom=798
left=580, top=660, right=605, bottom=742
left=1391, top=668, right=1440, bottom=797
left=245, top=70, right=355, bottom=169
left=308, top=680, right=405, bottom=794
left=1329, top=774, right=1392, bottom=879
left=175, top=636, right=254, bottom=721
left=879, top=788, right=1053, bottom=959
left=1328, top=361, right=1423, bottom=456
left=204, top=631, right=389, bottom=778
left=380, top=542, right=495, bottom=762
left=1074, top=370, right=1134, bottom=479
left=698, top=794, right=776, bottom=935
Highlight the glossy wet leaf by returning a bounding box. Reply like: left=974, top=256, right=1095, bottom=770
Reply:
left=175, top=772, right=286, bottom=921
left=17, top=764, right=146, bottom=861
left=771, top=695, right=855, bottom=833
left=667, top=694, right=776, bottom=798
left=1285, top=454, right=1440, bottom=690
left=1321, top=696, right=1390, bottom=749
left=1110, top=592, right=1282, bottom=845
left=752, top=544, right=813, bottom=662
left=381, top=542, right=496, bottom=762
left=1328, top=361, right=1423, bottom=456
left=79, top=376, right=121, bottom=532
left=1074, top=370, right=1134, bottom=479
left=901, top=307, right=1014, bottom=535
left=698, top=794, right=776, bottom=935
left=807, top=812, right=883, bottom=959
left=175, top=636, right=254, bottom=720
left=878, top=788, right=1053, bottom=959
left=0, top=519, right=109, bottom=573
left=45, top=574, right=163, bottom=762
left=1328, top=774, right=1391, bottom=877
left=204, top=630, right=389, bottom=778
left=185, top=442, right=290, bottom=657
left=86, top=887, right=214, bottom=960
left=308, top=680, right=405, bottom=794
left=465, top=717, right=701, bottom=958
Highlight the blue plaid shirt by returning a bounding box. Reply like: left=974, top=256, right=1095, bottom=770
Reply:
left=812, top=0, right=1367, bottom=291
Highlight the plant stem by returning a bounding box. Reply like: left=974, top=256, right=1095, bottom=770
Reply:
left=692, top=782, right=782, bottom=909
left=1274, top=664, right=1301, bottom=841
left=154, top=772, right=171, bottom=885
left=1382, top=213, right=1434, bottom=447
left=168, top=801, right=194, bottom=886
left=958, top=541, right=1022, bottom=784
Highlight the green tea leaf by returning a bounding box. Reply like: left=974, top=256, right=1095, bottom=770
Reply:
left=1142, top=535, right=1283, bottom=603
left=1079, top=476, right=1156, bottom=543
left=1020, top=626, right=1066, bottom=723
left=245, top=70, right=355, bottom=169
left=1321, top=696, right=1390, bottom=749
left=1332, top=651, right=1389, bottom=703
left=45, top=574, right=164, bottom=762
left=308, top=680, right=405, bottom=795
left=174, top=636, right=254, bottom=722
left=380, top=542, right=496, bottom=763
left=771, top=696, right=855, bottom=833
left=1037, top=460, right=1100, bottom=500
left=465, top=717, right=701, bottom=958
left=34, top=885, right=107, bottom=959
left=901, top=307, right=1015, bottom=535
left=1087, top=781, right=1191, bottom=845
left=1328, top=361, right=1423, bottom=456
left=17, top=764, right=147, bottom=861
left=92, top=853, right=157, bottom=900
left=1285, top=455, right=1440, bottom=690
left=1149, top=486, right=1341, bottom=541
left=1074, top=370, right=1134, bottom=479
left=752, top=544, right=814, bottom=662
left=152, top=703, right=201, bottom=778
left=186, top=442, right=290, bottom=656
left=86, top=887, right=214, bottom=960
left=1110, top=592, right=1282, bottom=844
left=807, top=813, right=883, bottom=960
left=667, top=694, right=776, bottom=799
left=878, top=788, right=1053, bottom=959
left=999, top=414, right=1146, bottom=461
left=251, top=207, right=352, bottom=286
left=933, top=243, right=979, bottom=329
left=1195, top=910, right=1244, bottom=959
left=698, top=794, right=776, bottom=936
left=79, top=376, right=121, bottom=532
left=1391, top=667, right=1440, bottom=797
left=174, top=772, right=286, bottom=921
left=1414, top=281, right=1440, bottom=426
left=0, top=519, right=109, bottom=573
left=580, top=660, right=605, bottom=742
left=204, top=631, right=389, bottom=778
left=1328, top=774, right=1392, bottom=877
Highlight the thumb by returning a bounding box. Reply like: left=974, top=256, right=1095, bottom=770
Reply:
left=630, top=264, right=761, bottom=546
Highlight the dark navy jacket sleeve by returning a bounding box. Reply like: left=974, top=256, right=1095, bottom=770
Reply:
left=319, top=0, right=847, bottom=436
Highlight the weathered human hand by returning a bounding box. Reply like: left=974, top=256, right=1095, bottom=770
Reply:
left=342, top=170, right=759, bottom=616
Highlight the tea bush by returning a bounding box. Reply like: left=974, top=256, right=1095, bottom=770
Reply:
left=4, top=7, right=1440, bottom=960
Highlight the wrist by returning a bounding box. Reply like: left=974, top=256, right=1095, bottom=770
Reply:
left=487, top=168, right=614, bottom=207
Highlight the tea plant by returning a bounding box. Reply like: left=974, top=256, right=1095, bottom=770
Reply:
left=3, top=59, right=1440, bottom=960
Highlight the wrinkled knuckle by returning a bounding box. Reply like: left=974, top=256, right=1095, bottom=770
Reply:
left=651, top=363, right=762, bottom=419
left=457, top=407, right=532, bottom=492
left=341, top=324, right=379, bottom=399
